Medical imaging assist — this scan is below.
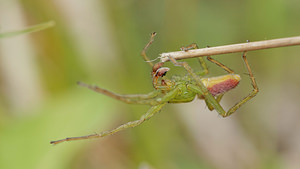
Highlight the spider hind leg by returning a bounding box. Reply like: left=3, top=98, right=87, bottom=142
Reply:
left=50, top=104, right=166, bottom=144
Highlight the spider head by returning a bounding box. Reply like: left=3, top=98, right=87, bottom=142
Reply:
left=152, top=62, right=171, bottom=89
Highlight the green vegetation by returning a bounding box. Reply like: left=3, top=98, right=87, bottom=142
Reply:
left=0, top=1, right=300, bottom=169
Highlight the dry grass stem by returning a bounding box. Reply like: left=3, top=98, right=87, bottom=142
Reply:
left=160, top=36, right=300, bottom=62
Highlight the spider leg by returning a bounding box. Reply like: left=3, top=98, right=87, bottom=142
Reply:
left=207, top=56, right=234, bottom=73
left=78, top=81, right=181, bottom=105
left=78, top=81, right=160, bottom=103
left=50, top=103, right=166, bottom=144
left=196, top=57, right=209, bottom=76
left=141, top=32, right=157, bottom=67
left=187, top=83, right=227, bottom=116
left=180, top=43, right=208, bottom=76
left=225, top=51, right=259, bottom=116
left=205, top=94, right=224, bottom=111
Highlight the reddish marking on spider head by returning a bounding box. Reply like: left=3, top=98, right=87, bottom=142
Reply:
left=152, top=62, right=170, bottom=89
left=204, top=74, right=241, bottom=96
left=155, top=67, right=169, bottom=77
left=152, top=62, right=164, bottom=75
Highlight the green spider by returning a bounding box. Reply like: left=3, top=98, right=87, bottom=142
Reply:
left=50, top=32, right=258, bottom=145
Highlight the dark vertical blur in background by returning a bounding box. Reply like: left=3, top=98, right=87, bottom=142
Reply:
left=1, top=0, right=300, bottom=169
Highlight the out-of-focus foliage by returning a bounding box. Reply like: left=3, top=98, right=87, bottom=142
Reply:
left=0, top=21, right=55, bottom=38
left=0, top=0, right=300, bottom=169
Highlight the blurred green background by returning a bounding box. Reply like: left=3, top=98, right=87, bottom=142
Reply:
left=1, top=0, right=300, bottom=169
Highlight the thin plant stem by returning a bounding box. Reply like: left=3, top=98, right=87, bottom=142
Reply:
left=160, top=36, right=300, bottom=62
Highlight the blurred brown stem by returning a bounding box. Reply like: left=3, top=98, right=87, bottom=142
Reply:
left=160, top=36, right=300, bottom=62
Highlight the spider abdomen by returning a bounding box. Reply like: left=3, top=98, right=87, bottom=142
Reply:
left=201, top=74, right=241, bottom=96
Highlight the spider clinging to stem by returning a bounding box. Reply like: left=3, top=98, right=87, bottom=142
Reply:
left=50, top=32, right=259, bottom=145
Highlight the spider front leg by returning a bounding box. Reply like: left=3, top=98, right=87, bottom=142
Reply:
left=141, top=32, right=157, bottom=67
left=50, top=103, right=166, bottom=144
